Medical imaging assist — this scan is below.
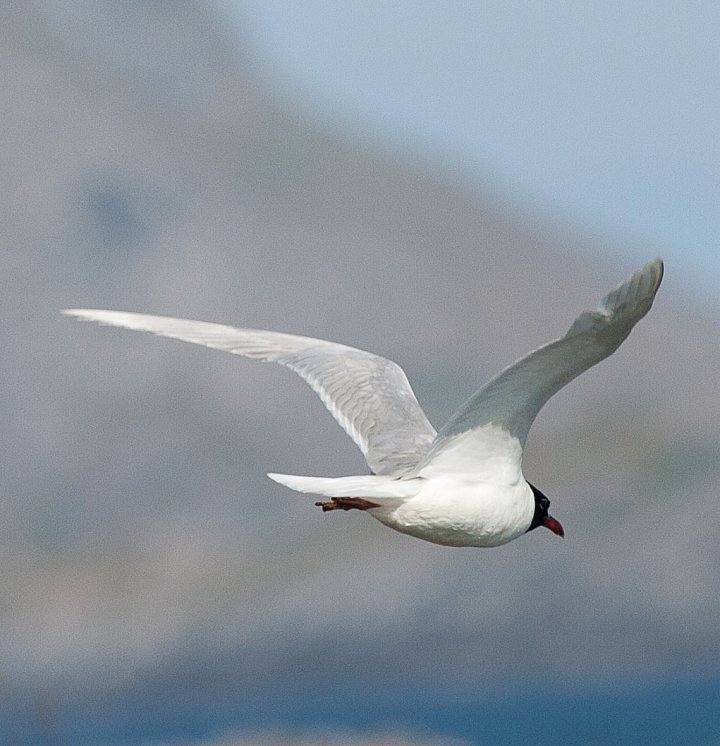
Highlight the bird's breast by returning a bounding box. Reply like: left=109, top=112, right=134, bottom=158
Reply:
left=370, top=477, right=535, bottom=547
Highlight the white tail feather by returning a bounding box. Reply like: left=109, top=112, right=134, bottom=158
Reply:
left=267, top=473, right=420, bottom=499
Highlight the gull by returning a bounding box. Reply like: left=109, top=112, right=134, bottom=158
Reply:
left=63, top=258, right=663, bottom=548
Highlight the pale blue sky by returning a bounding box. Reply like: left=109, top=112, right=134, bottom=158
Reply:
left=217, top=1, right=720, bottom=301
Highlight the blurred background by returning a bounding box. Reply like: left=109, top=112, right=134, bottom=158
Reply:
left=2, top=2, right=719, bottom=744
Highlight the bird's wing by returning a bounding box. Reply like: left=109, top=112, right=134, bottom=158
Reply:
left=62, top=310, right=437, bottom=476
left=415, top=258, right=663, bottom=477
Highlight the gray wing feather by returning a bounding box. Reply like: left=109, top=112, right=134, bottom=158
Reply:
left=62, top=310, right=437, bottom=475
left=420, top=258, right=663, bottom=468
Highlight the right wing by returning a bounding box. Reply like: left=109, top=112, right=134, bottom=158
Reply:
left=62, top=310, right=437, bottom=476
left=416, top=258, right=663, bottom=477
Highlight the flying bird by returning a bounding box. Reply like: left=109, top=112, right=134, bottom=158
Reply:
left=64, top=258, right=663, bottom=548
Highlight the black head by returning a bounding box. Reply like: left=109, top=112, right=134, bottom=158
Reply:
left=527, top=483, right=565, bottom=537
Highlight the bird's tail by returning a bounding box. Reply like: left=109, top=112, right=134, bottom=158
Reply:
left=267, top=472, right=420, bottom=499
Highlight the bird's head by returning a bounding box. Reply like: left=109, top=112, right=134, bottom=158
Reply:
left=527, top=483, right=564, bottom=538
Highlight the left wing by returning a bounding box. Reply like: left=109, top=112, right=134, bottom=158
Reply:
left=62, top=310, right=437, bottom=476
left=415, top=258, right=663, bottom=476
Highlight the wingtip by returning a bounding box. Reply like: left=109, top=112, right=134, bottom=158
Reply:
left=61, top=308, right=141, bottom=326
left=639, top=256, right=664, bottom=302
left=656, top=256, right=664, bottom=284
left=61, top=308, right=100, bottom=322
left=600, top=257, right=664, bottom=318
left=61, top=308, right=104, bottom=320
left=631, top=257, right=663, bottom=301
left=646, top=257, right=664, bottom=288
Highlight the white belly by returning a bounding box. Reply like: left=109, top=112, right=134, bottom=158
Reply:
left=369, top=478, right=535, bottom=548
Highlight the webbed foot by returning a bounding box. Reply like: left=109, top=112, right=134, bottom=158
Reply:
left=314, top=497, right=381, bottom=512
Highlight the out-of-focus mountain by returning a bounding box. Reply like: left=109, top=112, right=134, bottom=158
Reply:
left=2, top=0, right=719, bottom=740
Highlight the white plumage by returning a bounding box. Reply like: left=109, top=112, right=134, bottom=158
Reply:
left=63, top=258, right=663, bottom=547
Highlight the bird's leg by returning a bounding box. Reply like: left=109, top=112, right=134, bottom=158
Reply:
left=315, top=497, right=381, bottom=512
